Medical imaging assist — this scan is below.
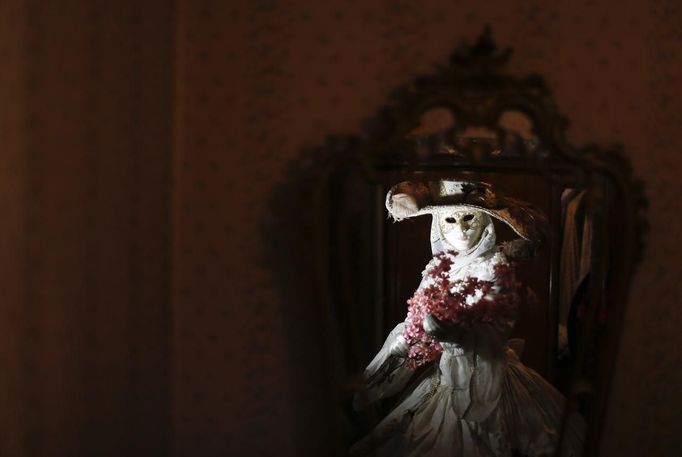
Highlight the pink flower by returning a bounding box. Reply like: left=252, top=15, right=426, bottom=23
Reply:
left=401, top=252, right=522, bottom=369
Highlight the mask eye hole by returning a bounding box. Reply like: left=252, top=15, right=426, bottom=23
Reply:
left=462, top=214, right=474, bottom=221
left=445, top=217, right=457, bottom=223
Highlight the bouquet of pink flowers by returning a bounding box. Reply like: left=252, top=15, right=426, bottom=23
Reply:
left=402, top=251, right=521, bottom=369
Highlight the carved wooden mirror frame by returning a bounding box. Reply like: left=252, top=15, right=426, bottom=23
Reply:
left=268, top=29, right=647, bottom=456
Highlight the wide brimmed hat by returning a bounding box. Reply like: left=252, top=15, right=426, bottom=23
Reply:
left=385, top=180, right=548, bottom=241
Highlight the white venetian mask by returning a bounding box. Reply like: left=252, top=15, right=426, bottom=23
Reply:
left=437, top=209, right=487, bottom=251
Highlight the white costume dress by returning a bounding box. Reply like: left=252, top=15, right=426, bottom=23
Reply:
left=350, top=215, right=584, bottom=457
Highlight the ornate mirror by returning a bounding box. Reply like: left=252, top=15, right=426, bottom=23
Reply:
left=268, top=29, right=646, bottom=457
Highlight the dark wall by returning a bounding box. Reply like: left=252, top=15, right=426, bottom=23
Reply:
left=1, top=0, right=681, bottom=456
left=0, top=1, right=174, bottom=456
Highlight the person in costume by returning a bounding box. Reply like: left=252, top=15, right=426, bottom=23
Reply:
left=350, top=180, right=584, bottom=457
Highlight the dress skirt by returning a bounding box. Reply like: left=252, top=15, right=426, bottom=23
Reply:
left=350, top=346, right=584, bottom=457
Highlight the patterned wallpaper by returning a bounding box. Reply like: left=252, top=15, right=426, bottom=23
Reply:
left=1, top=0, right=680, bottom=456
left=173, top=1, right=681, bottom=456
